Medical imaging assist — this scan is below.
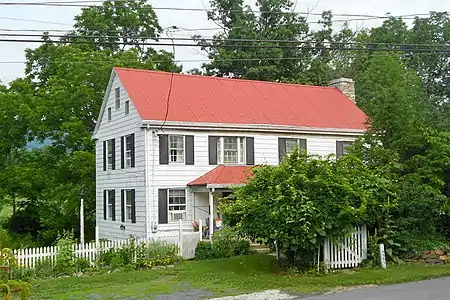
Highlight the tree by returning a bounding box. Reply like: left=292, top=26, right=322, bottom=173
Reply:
left=0, top=0, right=180, bottom=245
left=221, top=150, right=396, bottom=265
left=356, top=53, right=430, bottom=150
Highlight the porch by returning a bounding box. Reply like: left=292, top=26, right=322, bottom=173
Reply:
left=187, top=165, right=254, bottom=241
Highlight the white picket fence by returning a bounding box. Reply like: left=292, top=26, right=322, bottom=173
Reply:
left=323, top=224, right=368, bottom=269
left=13, top=220, right=202, bottom=269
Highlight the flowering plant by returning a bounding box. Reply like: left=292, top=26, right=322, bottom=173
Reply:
left=192, top=222, right=200, bottom=232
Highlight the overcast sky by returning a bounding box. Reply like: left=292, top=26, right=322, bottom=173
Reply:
left=0, top=0, right=448, bottom=84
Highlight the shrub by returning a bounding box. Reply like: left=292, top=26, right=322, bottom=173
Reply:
left=0, top=228, right=11, bottom=250
left=194, top=242, right=214, bottom=260
left=35, top=258, right=54, bottom=278
left=54, top=231, right=76, bottom=275
left=98, top=238, right=179, bottom=270
left=75, top=258, right=91, bottom=273
left=194, top=228, right=253, bottom=260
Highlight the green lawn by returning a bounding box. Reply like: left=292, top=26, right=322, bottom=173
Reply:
left=32, top=254, right=450, bottom=299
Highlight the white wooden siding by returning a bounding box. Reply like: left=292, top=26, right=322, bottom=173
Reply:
left=95, top=72, right=147, bottom=240
left=147, top=129, right=358, bottom=233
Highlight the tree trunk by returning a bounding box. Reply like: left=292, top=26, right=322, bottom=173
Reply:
left=286, top=250, right=295, bottom=266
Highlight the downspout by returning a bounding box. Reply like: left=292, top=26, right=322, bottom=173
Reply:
left=144, top=124, right=150, bottom=240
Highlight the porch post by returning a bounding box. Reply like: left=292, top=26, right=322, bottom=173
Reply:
left=209, top=188, right=214, bottom=243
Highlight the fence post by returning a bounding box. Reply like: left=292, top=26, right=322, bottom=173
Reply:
left=198, top=219, right=202, bottom=242
left=178, top=219, right=183, bottom=257
left=95, top=225, right=100, bottom=260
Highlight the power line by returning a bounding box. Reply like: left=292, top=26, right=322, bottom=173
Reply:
left=0, top=38, right=449, bottom=54
left=1, top=33, right=449, bottom=49
left=0, top=2, right=433, bottom=19
left=0, top=16, right=72, bottom=26
left=0, top=51, right=440, bottom=66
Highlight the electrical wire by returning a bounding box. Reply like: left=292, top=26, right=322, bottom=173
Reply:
left=0, top=2, right=433, bottom=19
left=1, top=38, right=449, bottom=52
left=0, top=33, right=449, bottom=49
left=159, top=27, right=176, bottom=131
left=0, top=16, right=72, bottom=25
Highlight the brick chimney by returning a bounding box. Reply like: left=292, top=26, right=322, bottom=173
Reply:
left=330, top=78, right=355, bottom=103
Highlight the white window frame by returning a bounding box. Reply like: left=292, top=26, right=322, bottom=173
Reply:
left=107, top=190, right=114, bottom=220
left=125, top=189, right=133, bottom=222
left=107, top=107, right=112, bottom=121
left=124, top=100, right=130, bottom=115
left=124, top=134, right=133, bottom=168
left=168, top=189, right=186, bottom=222
left=107, top=139, right=114, bottom=170
left=169, top=135, right=185, bottom=164
left=217, top=137, right=246, bottom=164
left=115, top=87, right=120, bottom=110
left=285, top=138, right=303, bottom=154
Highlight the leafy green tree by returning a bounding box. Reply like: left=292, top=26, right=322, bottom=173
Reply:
left=0, top=0, right=180, bottom=245
left=222, top=150, right=396, bottom=265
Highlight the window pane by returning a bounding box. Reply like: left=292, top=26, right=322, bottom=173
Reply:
left=286, top=139, right=299, bottom=153
left=217, top=138, right=221, bottom=163
left=223, top=137, right=238, bottom=163
left=107, top=107, right=112, bottom=121
left=125, top=101, right=130, bottom=115
left=115, top=87, right=120, bottom=109
left=239, top=138, right=245, bottom=163
left=169, top=136, right=184, bottom=163
left=168, top=189, right=186, bottom=221
left=107, top=140, right=113, bottom=169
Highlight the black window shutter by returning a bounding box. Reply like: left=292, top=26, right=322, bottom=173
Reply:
left=208, top=136, right=218, bottom=165
left=131, top=134, right=135, bottom=168
left=111, top=139, right=116, bottom=170
left=121, top=190, right=125, bottom=222
left=336, top=141, right=344, bottom=158
left=278, top=138, right=287, bottom=163
left=159, top=134, right=169, bottom=164
left=131, top=189, right=136, bottom=224
left=158, top=189, right=168, bottom=224
left=185, top=135, right=194, bottom=165
left=246, top=137, right=255, bottom=165
left=111, top=190, right=116, bottom=221
left=300, top=139, right=307, bottom=151
left=120, top=137, right=125, bottom=169
left=103, top=190, right=107, bottom=220
left=103, top=141, right=107, bottom=171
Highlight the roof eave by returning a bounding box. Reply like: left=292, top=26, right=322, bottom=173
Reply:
left=141, top=120, right=366, bottom=136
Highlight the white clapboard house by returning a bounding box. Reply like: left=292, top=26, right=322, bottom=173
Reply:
left=92, top=68, right=367, bottom=240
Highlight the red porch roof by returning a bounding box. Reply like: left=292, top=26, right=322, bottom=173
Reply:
left=187, top=165, right=254, bottom=187
left=114, top=68, right=367, bottom=130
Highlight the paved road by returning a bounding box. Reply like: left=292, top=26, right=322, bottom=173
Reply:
left=301, top=277, right=450, bottom=300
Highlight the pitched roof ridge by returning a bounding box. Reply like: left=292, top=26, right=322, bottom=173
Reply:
left=113, top=67, right=336, bottom=90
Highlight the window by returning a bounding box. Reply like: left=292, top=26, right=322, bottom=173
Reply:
left=115, top=87, right=120, bottom=109
left=336, top=141, right=353, bottom=158
left=168, top=189, right=186, bottom=221
left=107, top=190, right=115, bottom=220
left=169, top=135, right=184, bottom=163
left=217, top=137, right=245, bottom=164
left=107, top=139, right=114, bottom=169
left=125, top=134, right=133, bottom=168
left=125, top=190, right=133, bottom=222
left=107, top=107, right=112, bottom=121
left=124, top=100, right=130, bottom=115
left=285, top=138, right=305, bottom=153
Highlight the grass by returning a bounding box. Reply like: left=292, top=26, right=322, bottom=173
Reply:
left=32, top=254, right=450, bottom=299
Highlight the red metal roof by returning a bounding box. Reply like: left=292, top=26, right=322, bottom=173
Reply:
left=114, top=68, right=367, bottom=130
left=187, top=165, right=254, bottom=186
